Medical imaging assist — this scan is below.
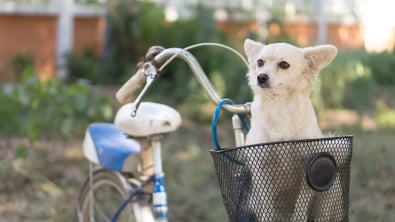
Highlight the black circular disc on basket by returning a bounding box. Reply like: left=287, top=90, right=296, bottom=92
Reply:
left=306, top=152, right=337, bottom=191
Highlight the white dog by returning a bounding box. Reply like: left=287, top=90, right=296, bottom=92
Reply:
left=241, top=39, right=337, bottom=221
left=245, top=39, right=337, bottom=144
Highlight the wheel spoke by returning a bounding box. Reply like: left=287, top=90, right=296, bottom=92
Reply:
left=93, top=198, right=111, bottom=222
left=76, top=170, right=154, bottom=222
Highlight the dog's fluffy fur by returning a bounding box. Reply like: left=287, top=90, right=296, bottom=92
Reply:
left=242, top=39, right=338, bottom=221
left=244, top=39, right=337, bottom=145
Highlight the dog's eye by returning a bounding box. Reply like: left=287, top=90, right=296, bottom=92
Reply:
left=279, top=61, right=290, bottom=69
left=257, top=59, right=264, bottom=67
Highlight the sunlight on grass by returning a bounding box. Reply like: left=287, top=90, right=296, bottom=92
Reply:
left=62, top=146, right=84, bottom=160
left=376, top=100, right=395, bottom=130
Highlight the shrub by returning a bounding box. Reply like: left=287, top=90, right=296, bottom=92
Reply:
left=0, top=67, right=113, bottom=140
left=365, top=49, right=395, bottom=86
left=315, top=50, right=376, bottom=111
left=8, top=52, right=35, bottom=81
left=64, top=48, right=99, bottom=83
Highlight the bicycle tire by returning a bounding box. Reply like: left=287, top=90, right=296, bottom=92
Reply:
left=76, top=169, right=154, bottom=222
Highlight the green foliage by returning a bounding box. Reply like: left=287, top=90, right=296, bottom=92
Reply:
left=349, top=130, right=395, bottom=221
left=99, top=0, right=141, bottom=84
left=8, top=52, right=35, bottom=80
left=64, top=48, right=99, bottom=83
left=315, top=48, right=395, bottom=114
left=102, top=1, right=224, bottom=85
left=0, top=67, right=113, bottom=141
left=75, top=0, right=104, bottom=4
left=365, top=49, right=395, bottom=86
left=315, top=50, right=377, bottom=111
left=15, top=145, right=28, bottom=159
left=375, top=101, right=395, bottom=130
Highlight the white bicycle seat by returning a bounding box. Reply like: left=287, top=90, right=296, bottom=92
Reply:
left=115, top=102, right=182, bottom=137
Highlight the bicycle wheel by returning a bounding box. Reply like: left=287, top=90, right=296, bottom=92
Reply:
left=76, top=169, right=154, bottom=222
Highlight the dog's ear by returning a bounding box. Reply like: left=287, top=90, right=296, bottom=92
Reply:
left=304, top=45, right=337, bottom=70
left=244, top=39, right=264, bottom=58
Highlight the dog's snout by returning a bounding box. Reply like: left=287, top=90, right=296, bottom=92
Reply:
left=257, top=74, right=269, bottom=85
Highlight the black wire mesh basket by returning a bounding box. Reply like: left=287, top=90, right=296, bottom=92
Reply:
left=210, top=136, right=353, bottom=222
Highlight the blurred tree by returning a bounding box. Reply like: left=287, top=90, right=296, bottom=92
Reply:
left=98, top=0, right=141, bottom=83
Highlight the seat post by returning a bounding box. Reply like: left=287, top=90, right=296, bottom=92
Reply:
left=151, top=135, right=164, bottom=177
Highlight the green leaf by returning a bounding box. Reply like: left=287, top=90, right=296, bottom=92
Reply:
left=15, top=145, right=28, bottom=159
left=61, top=118, right=74, bottom=137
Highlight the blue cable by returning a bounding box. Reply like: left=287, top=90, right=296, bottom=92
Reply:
left=110, top=176, right=154, bottom=222
left=212, top=98, right=249, bottom=150
left=110, top=189, right=140, bottom=222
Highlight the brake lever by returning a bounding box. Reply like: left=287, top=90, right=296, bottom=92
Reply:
left=130, top=62, right=159, bottom=117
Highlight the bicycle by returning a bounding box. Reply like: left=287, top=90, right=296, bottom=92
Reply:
left=76, top=43, right=353, bottom=222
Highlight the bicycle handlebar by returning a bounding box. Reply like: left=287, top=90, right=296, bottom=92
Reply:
left=115, top=68, right=146, bottom=104
left=116, top=46, right=251, bottom=115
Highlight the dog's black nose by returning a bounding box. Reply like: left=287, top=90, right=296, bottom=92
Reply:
left=257, top=73, right=269, bottom=85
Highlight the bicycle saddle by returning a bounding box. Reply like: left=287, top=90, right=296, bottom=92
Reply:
left=114, top=102, right=182, bottom=137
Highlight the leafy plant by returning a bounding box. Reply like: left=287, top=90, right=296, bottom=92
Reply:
left=8, top=52, right=35, bottom=81
left=365, top=49, right=395, bottom=86
left=314, top=50, right=376, bottom=111
left=0, top=67, right=113, bottom=141
left=64, top=48, right=99, bottom=83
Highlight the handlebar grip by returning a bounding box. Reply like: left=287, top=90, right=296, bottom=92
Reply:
left=116, top=69, right=146, bottom=104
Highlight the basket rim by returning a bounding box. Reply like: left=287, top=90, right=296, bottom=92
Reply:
left=210, top=135, right=353, bottom=153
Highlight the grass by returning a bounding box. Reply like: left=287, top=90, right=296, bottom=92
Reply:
left=348, top=130, right=395, bottom=221
left=0, top=118, right=394, bottom=221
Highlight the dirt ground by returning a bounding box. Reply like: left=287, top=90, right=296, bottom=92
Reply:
left=0, top=138, right=86, bottom=221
